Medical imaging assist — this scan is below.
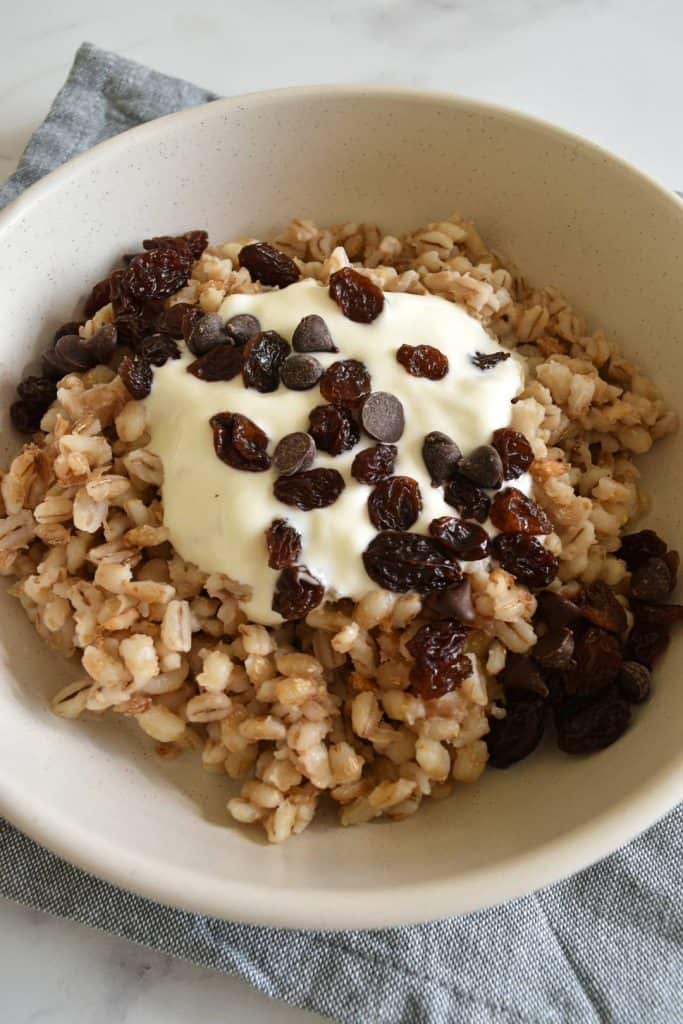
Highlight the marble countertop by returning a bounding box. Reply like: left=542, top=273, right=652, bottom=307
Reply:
left=2, top=1, right=681, bottom=1021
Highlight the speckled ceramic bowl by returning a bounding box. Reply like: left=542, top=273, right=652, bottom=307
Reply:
left=1, top=88, right=682, bottom=929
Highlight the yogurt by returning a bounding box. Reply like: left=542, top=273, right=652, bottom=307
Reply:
left=145, top=279, right=524, bottom=624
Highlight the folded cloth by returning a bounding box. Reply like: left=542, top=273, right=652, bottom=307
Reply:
left=1, top=42, right=682, bottom=1024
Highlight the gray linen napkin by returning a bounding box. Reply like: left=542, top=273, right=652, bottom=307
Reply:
left=1, top=42, right=682, bottom=1024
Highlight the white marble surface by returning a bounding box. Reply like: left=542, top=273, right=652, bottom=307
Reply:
left=1, top=1, right=681, bottom=1021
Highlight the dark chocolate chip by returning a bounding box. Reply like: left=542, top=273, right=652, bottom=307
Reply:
left=422, top=579, right=475, bottom=623
left=188, top=313, right=229, bottom=356
left=225, top=313, right=261, bottom=346
left=630, top=557, right=673, bottom=603
left=292, top=314, right=338, bottom=353
left=52, top=333, right=96, bottom=372
left=360, top=392, right=405, bottom=443
left=535, top=590, right=581, bottom=630
left=53, top=320, right=83, bottom=343
left=500, top=653, right=549, bottom=700
left=533, top=627, right=575, bottom=670
left=272, top=432, right=316, bottom=476
left=280, top=353, right=323, bottom=391
left=422, top=431, right=462, bottom=486
left=617, top=660, right=651, bottom=703
left=459, top=444, right=504, bottom=490
left=86, top=323, right=118, bottom=364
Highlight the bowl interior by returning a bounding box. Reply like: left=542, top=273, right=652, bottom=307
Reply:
left=1, top=89, right=682, bottom=929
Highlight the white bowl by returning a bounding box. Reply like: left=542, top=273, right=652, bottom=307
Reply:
left=1, top=88, right=682, bottom=930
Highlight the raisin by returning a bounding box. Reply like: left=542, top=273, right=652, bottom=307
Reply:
left=406, top=620, right=471, bottom=700
left=487, top=699, right=545, bottom=768
left=242, top=331, right=290, bottom=392
left=351, top=444, right=397, bottom=484
left=308, top=404, right=360, bottom=456
left=632, top=602, right=683, bottom=626
left=578, top=580, right=627, bottom=634
left=422, top=579, right=476, bottom=623
left=368, top=476, right=422, bottom=531
left=188, top=345, right=244, bottom=382
left=625, top=622, right=670, bottom=668
left=617, top=529, right=667, bottom=571
left=396, top=344, right=448, bottom=380
left=492, top=533, right=559, bottom=588
left=490, top=487, right=552, bottom=535
left=274, top=468, right=345, bottom=510
left=471, top=351, right=510, bottom=371
left=630, top=558, right=672, bottom=603
left=617, top=661, right=651, bottom=703
left=459, top=445, right=504, bottom=489
left=239, top=242, right=300, bottom=288
left=555, top=693, right=630, bottom=754
left=564, top=626, right=622, bottom=694
left=362, top=531, right=462, bottom=593
left=444, top=474, right=491, bottom=523
left=10, top=400, right=45, bottom=434
left=319, top=359, right=371, bottom=404
left=84, top=277, right=112, bottom=318
left=500, top=654, right=549, bottom=700
left=272, top=565, right=324, bottom=620
left=532, top=628, right=575, bottom=671
left=491, top=428, right=534, bottom=480
left=429, top=517, right=490, bottom=560
left=136, top=333, right=180, bottom=366
left=210, top=412, right=271, bottom=472
left=664, top=550, right=680, bottom=589
left=422, top=431, right=462, bottom=486
left=122, top=247, right=193, bottom=301
left=118, top=354, right=153, bottom=399
left=265, top=519, right=302, bottom=569
left=329, top=267, right=384, bottom=323
left=16, top=376, right=57, bottom=408
left=143, top=230, right=208, bottom=260
left=53, top=320, right=84, bottom=343
left=180, top=306, right=204, bottom=343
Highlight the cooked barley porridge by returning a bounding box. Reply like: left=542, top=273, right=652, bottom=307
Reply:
left=3, top=214, right=681, bottom=844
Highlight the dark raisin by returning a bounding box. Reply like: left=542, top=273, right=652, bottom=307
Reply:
left=180, top=306, right=204, bottom=344
left=422, top=431, right=462, bottom=486
left=471, top=350, right=511, bottom=371
left=564, top=626, right=622, bottom=694
left=274, top=468, right=345, bottom=510
left=407, top=620, right=471, bottom=700
left=459, top=445, right=504, bottom=490
left=272, top=566, right=324, bottom=620
left=210, top=412, right=270, bottom=472
left=308, top=404, right=360, bottom=456
left=319, top=359, right=371, bottom=404
left=292, top=314, right=337, bottom=353
left=225, top=313, right=261, bottom=346
left=362, top=531, right=463, bottom=593
left=577, top=581, right=627, bottom=634
left=10, top=400, right=45, bottom=434
left=53, top=320, right=84, bottom=343
left=532, top=628, right=575, bottom=670
left=188, top=344, right=244, bottom=382
left=396, top=344, right=448, bottom=380
left=242, top=331, right=290, bottom=392
left=492, top=533, right=559, bottom=589
left=664, top=549, right=680, bottom=589
left=239, top=242, right=300, bottom=288
left=272, top=432, right=316, bottom=476
left=136, top=333, right=180, bottom=367
left=487, top=699, right=545, bottom=768
left=555, top=693, right=630, bottom=754
left=143, top=230, right=208, bottom=260
left=500, top=654, right=549, bottom=700
left=351, top=444, right=397, bottom=484
left=625, top=622, right=670, bottom=668
left=630, top=558, right=673, bottom=603
left=280, top=353, right=323, bottom=391
left=368, top=476, right=422, bottom=531
left=188, top=313, right=231, bottom=356
left=617, top=661, right=651, bottom=704
left=422, top=579, right=476, bottom=623
left=122, top=247, right=193, bottom=301
left=535, top=590, right=581, bottom=630
left=490, top=487, right=552, bottom=535
left=16, top=376, right=57, bottom=408
left=444, top=474, right=491, bottom=523
left=491, top=428, right=534, bottom=480
left=84, top=278, right=112, bottom=318
left=118, top=354, right=153, bottom=399
left=265, top=519, right=302, bottom=569
left=328, top=267, right=384, bottom=323
left=617, top=529, right=668, bottom=571
left=429, top=517, right=490, bottom=560
left=632, top=602, right=683, bottom=626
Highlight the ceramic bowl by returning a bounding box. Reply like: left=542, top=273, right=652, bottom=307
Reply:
left=1, top=88, right=681, bottom=929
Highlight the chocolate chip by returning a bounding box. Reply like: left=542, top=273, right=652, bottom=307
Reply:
left=459, top=445, right=504, bottom=490
left=360, top=392, right=405, bottom=443
left=533, top=627, right=575, bottom=670
left=188, top=313, right=229, bottom=356
left=422, top=579, right=475, bottom=623
left=535, top=590, right=581, bottom=630
left=617, top=661, right=651, bottom=703
left=630, top=557, right=673, bottom=603
left=500, top=654, right=549, bottom=700
left=422, top=431, right=462, bottom=486
left=225, top=313, right=261, bottom=346
left=280, top=353, right=324, bottom=391
left=292, top=314, right=338, bottom=353
left=87, top=323, right=118, bottom=364
left=52, top=334, right=96, bottom=372
left=272, top=432, right=316, bottom=476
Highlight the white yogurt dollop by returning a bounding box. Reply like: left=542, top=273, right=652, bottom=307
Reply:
left=145, top=279, right=524, bottom=624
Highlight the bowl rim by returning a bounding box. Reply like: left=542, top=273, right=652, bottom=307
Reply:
left=1, top=84, right=682, bottom=930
